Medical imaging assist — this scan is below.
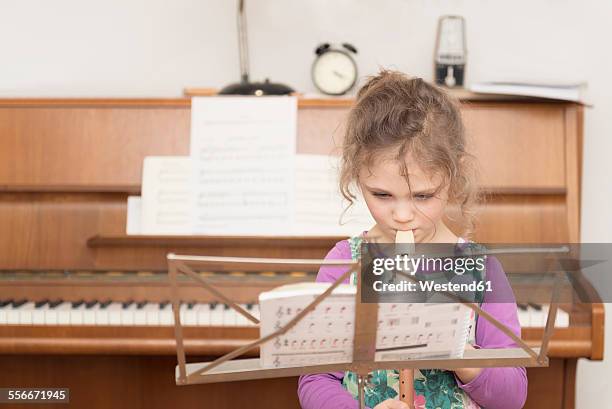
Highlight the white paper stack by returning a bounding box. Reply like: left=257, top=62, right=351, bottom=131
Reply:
left=470, top=80, right=587, bottom=102
left=259, top=283, right=471, bottom=368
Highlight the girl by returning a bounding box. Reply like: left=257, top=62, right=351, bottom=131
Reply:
left=297, top=71, right=527, bottom=409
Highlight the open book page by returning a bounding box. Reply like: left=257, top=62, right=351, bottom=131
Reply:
left=259, top=282, right=471, bottom=368
left=190, top=96, right=297, bottom=235
left=294, top=154, right=374, bottom=236
left=140, top=156, right=193, bottom=235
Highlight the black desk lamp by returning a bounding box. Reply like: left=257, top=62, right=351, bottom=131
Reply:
left=219, top=0, right=294, bottom=95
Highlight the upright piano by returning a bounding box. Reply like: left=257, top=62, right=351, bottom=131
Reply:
left=0, top=96, right=602, bottom=409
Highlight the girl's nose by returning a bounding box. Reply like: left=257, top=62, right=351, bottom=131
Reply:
left=392, top=203, right=415, bottom=223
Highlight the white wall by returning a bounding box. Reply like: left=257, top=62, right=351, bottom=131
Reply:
left=1, top=0, right=610, bottom=406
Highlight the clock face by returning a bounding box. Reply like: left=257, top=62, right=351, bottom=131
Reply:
left=312, top=50, right=357, bottom=95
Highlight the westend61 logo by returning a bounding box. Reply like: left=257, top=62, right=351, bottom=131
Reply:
left=371, top=254, right=487, bottom=276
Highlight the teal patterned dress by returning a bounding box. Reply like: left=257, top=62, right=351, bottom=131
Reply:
left=342, top=236, right=486, bottom=409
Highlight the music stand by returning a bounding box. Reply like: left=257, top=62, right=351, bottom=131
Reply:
left=167, top=250, right=564, bottom=409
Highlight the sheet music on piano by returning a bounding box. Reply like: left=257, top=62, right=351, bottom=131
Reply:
left=259, top=283, right=472, bottom=368
left=294, top=154, right=374, bottom=236
left=126, top=196, right=142, bottom=235
left=140, top=156, right=194, bottom=235
left=135, top=97, right=373, bottom=236
left=190, top=96, right=297, bottom=235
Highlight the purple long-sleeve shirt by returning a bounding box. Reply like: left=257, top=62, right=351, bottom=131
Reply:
left=297, top=239, right=528, bottom=409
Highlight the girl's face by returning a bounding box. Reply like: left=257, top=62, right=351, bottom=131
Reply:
left=358, top=153, right=452, bottom=243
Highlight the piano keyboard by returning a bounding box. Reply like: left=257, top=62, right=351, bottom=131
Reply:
left=517, top=303, right=569, bottom=328
left=0, top=299, right=568, bottom=329
left=0, top=300, right=260, bottom=327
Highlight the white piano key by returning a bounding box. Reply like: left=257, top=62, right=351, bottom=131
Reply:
left=121, top=303, right=137, bottom=326
left=223, top=305, right=237, bottom=326
left=32, top=303, right=47, bottom=325
left=540, top=305, right=571, bottom=328
left=107, top=303, right=123, bottom=325
left=70, top=303, right=86, bottom=325
left=197, top=304, right=211, bottom=326
left=159, top=304, right=173, bottom=326
left=538, top=305, right=549, bottom=327
left=236, top=304, right=250, bottom=326
left=528, top=305, right=545, bottom=327
left=517, top=306, right=530, bottom=327
left=134, top=304, right=147, bottom=325
left=7, top=302, right=25, bottom=324
left=145, top=303, right=160, bottom=326
left=56, top=302, right=72, bottom=325
left=95, top=304, right=110, bottom=325
left=177, top=303, right=185, bottom=324
left=45, top=303, right=61, bottom=325
left=556, top=308, right=570, bottom=328
left=210, top=304, right=224, bottom=326
left=0, top=303, right=10, bottom=324
left=182, top=304, right=197, bottom=326
left=17, top=302, right=35, bottom=325
left=83, top=304, right=98, bottom=325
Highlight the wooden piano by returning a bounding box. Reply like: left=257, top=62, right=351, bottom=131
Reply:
left=0, top=96, right=602, bottom=409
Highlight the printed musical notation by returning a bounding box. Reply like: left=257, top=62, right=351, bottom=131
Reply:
left=140, top=156, right=193, bottom=235
left=190, top=97, right=297, bottom=235
left=259, top=283, right=471, bottom=368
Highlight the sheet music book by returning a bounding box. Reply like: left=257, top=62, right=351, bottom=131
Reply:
left=259, top=283, right=471, bottom=368
left=470, top=80, right=587, bottom=102
left=140, top=156, right=194, bottom=235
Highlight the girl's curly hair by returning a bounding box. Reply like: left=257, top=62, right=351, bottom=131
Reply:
left=339, top=69, right=481, bottom=237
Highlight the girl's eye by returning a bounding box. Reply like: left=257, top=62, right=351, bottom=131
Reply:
left=372, top=192, right=391, bottom=198
left=415, top=194, right=433, bottom=201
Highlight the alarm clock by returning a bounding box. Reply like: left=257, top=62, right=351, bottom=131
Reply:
left=311, top=43, right=358, bottom=95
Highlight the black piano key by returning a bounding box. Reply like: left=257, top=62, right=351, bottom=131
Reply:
left=209, top=302, right=218, bottom=310
left=528, top=302, right=542, bottom=311
left=122, top=300, right=134, bottom=309
left=246, top=303, right=253, bottom=310
left=224, top=304, right=230, bottom=310
left=517, top=303, right=528, bottom=311
left=71, top=300, right=84, bottom=308
left=85, top=300, right=98, bottom=309
left=48, top=300, right=62, bottom=309
left=136, top=301, right=147, bottom=309
left=159, top=301, right=169, bottom=310
left=0, top=299, right=14, bottom=308
left=187, top=301, right=195, bottom=310
left=99, top=300, right=112, bottom=309
left=12, top=299, right=28, bottom=308
left=35, top=299, right=49, bottom=309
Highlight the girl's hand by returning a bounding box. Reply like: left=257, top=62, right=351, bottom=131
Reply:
left=452, top=343, right=483, bottom=384
left=372, top=398, right=410, bottom=409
